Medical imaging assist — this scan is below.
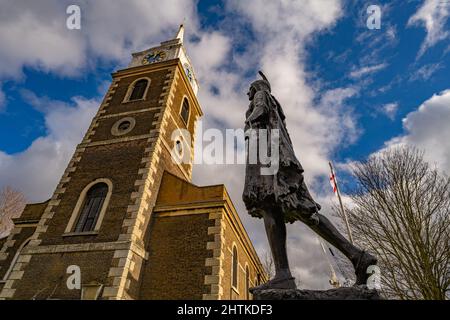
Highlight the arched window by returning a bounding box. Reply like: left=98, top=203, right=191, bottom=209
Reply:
left=232, top=246, right=238, bottom=289
left=129, top=79, right=148, bottom=101
left=180, top=97, right=190, bottom=124
left=74, top=183, right=108, bottom=232
left=245, top=265, right=250, bottom=299
left=65, top=179, right=113, bottom=234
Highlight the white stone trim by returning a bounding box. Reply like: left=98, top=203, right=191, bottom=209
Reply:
left=64, top=178, right=113, bottom=234
left=98, top=107, right=160, bottom=120
left=1, top=237, right=32, bottom=282
left=163, top=98, right=199, bottom=180
left=103, top=67, right=179, bottom=300
left=244, top=263, right=250, bottom=300
left=179, top=95, right=191, bottom=126
left=21, top=241, right=146, bottom=257
left=1, top=79, right=120, bottom=300
left=82, top=79, right=120, bottom=143
left=111, top=117, right=136, bottom=136
left=203, top=210, right=225, bottom=300
left=0, top=237, right=33, bottom=299
left=159, top=135, right=190, bottom=181
left=80, top=134, right=152, bottom=148
left=81, top=282, right=104, bottom=300
left=122, top=77, right=151, bottom=103
left=0, top=230, right=18, bottom=255
left=231, top=242, right=239, bottom=293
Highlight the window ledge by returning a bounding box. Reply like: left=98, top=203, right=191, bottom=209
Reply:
left=231, top=286, right=240, bottom=295
left=122, top=98, right=146, bottom=104
left=63, top=231, right=99, bottom=237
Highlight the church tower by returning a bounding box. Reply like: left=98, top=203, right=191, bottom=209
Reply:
left=0, top=25, right=202, bottom=300
left=0, top=26, right=266, bottom=300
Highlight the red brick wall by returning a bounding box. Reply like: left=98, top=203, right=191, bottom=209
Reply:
left=12, top=251, right=114, bottom=300
left=139, top=213, right=214, bottom=299
left=0, top=227, right=35, bottom=280
left=221, top=216, right=262, bottom=300
left=107, top=68, right=170, bottom=115
left=89, top=111, right=157, bottom=143
left=41, top=140, right=148, bottom=245
left=8, top=65, right=175, bottom=300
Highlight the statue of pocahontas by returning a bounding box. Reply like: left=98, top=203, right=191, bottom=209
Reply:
left=243, top=71, right=377, bottom=290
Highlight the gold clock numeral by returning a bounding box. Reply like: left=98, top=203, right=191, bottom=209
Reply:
left=142, top=50, right=166, bottom=65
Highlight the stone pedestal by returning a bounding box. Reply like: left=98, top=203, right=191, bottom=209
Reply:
left=252, top=286, right=382, bottom=300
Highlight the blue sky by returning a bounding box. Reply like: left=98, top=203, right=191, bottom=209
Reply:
left=1, top=1, right=449, bottom=161
left=0, top=0, right=449, bottom=288
left=309, top=1, right=450, bottom=160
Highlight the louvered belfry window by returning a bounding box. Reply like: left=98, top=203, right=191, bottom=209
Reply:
left=245, top=266, right=250, bottom=299
left=181, top=98, right=190, bottom=124
left=232, top=246, right=238, bottom=289
left=129, top=79, right=148, bottom=101
left=75, top=183, right=108, bottom=232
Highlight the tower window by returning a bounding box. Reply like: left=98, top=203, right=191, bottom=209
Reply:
left=74, top=183, right=108, bottom=233
left=245, top=266, right=250, bottom=299
left=232, top=246, right=238, bottom=290
left=118, top=121, right=131, bottom=131
left=175, top=140, right=183, bottom=156
left=180, top=98, right=190, bottom=124
left=111, top=117, right=136, bottom=136
left=129, top=79, right=148, bottom=101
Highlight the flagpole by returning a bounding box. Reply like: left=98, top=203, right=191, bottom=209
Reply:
left=318, top=237, right=340, bottom=288
left=329, top=161, right=354, bottom=244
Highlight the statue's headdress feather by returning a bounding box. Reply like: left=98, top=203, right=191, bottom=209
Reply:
left=256, top=70, right=271, bottom=92
left=258, top=71, right=269, bottom=82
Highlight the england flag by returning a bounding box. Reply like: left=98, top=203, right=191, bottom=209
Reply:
left=329, top=172, right=337, bottom=194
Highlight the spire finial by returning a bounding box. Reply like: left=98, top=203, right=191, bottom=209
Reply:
left=176, top=23, right=185, bottom=43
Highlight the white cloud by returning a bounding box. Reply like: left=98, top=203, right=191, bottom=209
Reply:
left=408, top=0, right=450, bottom=56
left=317, top=87, right=360, bottom=144
left=386, top=25, right=397, bottom=42
left=385, top=89, right=450, bottom=173
left=188, top=33, right=231, bottom=73
left=381, top=102, right=399, bottom=120
left=0, top=0, right=197, bottom=79
left=353, top=3, right=398, bottom=71
left=0, top=0, right=202, bottom=203
left=228, top=0, right=342, bottom=38
left=349, top=63, right=388, bottom=79
left=409, top=62, right=442, bottom=81
left=1, top=0, right=360, bottom=289
left=82, top=0, right=197, bottom=62
left=187, top=32, right=244, bottom=129
left=0, top=93, right=99, bottom=201
left=0, top=1, right=85, bottom=78
left=190, top=0, right=361, bottom=289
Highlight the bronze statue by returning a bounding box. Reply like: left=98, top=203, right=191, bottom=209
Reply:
left=243, top=72, right=377, bottom=291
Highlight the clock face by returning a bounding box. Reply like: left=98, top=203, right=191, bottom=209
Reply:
left=142, top=50, right=167, bottom=65
left=183, top=63, right=194, bottom=84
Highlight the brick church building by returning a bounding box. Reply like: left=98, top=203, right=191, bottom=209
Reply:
left=0, top=26, right=266, bottom=300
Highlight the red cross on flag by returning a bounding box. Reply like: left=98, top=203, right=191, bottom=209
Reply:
left=329, top=173, right=337, bottom=194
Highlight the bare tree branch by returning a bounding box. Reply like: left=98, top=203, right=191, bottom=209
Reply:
left=333, top=146, right=449, bottom=300
left=261, top=249, right=275, bottom=280
left=0, top=186, right=26, bottom=237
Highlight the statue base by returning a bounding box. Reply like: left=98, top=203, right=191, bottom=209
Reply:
left=251, top=285, right=381, bottom=300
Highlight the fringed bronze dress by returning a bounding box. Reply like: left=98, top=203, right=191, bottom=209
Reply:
left=243, top=89, right=320, bottom=223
